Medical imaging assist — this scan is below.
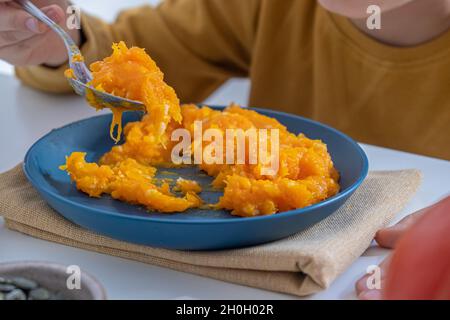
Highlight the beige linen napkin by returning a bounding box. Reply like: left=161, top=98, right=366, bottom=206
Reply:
left=0, top=165, right=421, bottom=296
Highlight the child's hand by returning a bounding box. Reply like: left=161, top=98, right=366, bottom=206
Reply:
left=0, top=0, right=80, bottom=67
left=356, top=196, right=450, bottom=300
left=355, top=212, right=424, bottom=300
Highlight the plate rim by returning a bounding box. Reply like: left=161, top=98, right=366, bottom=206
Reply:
left=23, top=106, right=369, bottom=225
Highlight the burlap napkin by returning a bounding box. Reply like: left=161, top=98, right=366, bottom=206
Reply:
left=0, top=165, right=421, bottom=297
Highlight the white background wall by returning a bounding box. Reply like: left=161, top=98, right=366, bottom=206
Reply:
left=0, top=0, right=250, bottom=105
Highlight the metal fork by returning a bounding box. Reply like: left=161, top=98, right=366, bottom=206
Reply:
left=16, top=0, right=145, bottom=111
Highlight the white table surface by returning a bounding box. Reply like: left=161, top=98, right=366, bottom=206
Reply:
left=1, top=73, right=449, bottom=300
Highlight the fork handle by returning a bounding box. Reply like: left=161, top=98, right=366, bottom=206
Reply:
left=16, top=0, right=92, bottom=83
left=15, top=0, right=78, bottom=49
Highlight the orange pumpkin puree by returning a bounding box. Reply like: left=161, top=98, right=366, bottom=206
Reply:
left=72, top=53, right=84, bottom=62
left=60, top=152, right=202, bottom=213
left=174, top=178, right=202, bottom=194
left=62, top=103, right=339, bottom=217
left=62, top=42, right=339, bottom=217
left=65, top=41, right=181, bottom=143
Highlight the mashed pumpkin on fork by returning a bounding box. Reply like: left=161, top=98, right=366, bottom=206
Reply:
left=61, top=42, right=340, bottom=217
left=86, top=41, right=181, bottom=143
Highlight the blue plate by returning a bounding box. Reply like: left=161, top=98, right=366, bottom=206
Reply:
left=24, top=106, right=368, bottom=250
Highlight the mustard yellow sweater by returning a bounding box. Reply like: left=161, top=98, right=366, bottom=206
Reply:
left=16, top=0, right=450, bottom=160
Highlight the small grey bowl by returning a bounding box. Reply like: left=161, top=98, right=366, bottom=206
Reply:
left=0, top=261, right=106, bottom=300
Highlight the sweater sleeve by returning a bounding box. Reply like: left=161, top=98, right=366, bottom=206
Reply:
left=15, top=0, right=260, bottom=102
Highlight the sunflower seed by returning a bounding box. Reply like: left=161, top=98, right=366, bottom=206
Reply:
left=0, top=284, right=16, bottom=292
left=11, top=277, right=38, bottom=290
left=5, top=289, right=26, bottom=300
left=29, top=287, right=51, bottom=300
left=0, top=277, right=13, bottom=284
